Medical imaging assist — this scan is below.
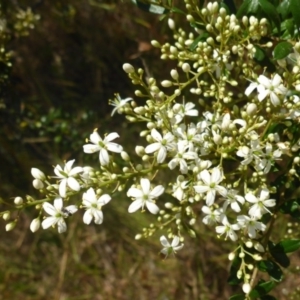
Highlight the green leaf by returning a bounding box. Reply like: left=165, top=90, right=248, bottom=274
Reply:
left=258, top=0, right=281, bottom=31
left=254, top=45, right=266, bottom=61
left=277, top=0, right=291, bottom=19
left=273, top=41, right=293, bottom=59
left=229, top=294, right=245, bottom=300
left=249, top=281, right=276, bottom=298
left=189, top=32, right=209, bottom=51
left=261, top=295, right=277, bottom=300
left=222, top=0, right=237, bottom=14
left=279, top=199, right=300, bottom=215
left=131, top=0, right=169, bottom=14
left=237, top=0, right=259, bottom=18
left=170, top=7, right=185, bottom=14
left=257, top=260, right=283, bottom=282
left=277, top=239, right=300, bottom=253
left=268, top=241, right=290, bottom=268
left=290, top=0, right=300, bottom=33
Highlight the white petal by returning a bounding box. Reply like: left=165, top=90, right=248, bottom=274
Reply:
left=43, top=202, right=56, bottom=216
left=150, top=185, right=164, bottom=198
left=171, top=236, right=180, bottom=247
left=145, top=143, right=161, bottom=154
left=57, top=219, right=67, bottom=233
left=245, top=193, right=257, bottom=203
left=54, top=198, right=63, bottom=210
left=206, top=190, right=216, bottom=206
left=69, top=166, right=83, bottom=176
left=54, top=165, right=63, bottom=178
left=65, top=159, right=75, bottom=172
left=194, top=185, right=210, bottom=193
left=105, top=132, right=120, bottom=142
left=151, top=128, right=162, bottom=142
left=272, top=74, right=281, bottom=86
left=128, top=199, right=143, bottom=213
left=59, top=179, right=67, bottom=198
left=83, top=144, right=100, bottom=153
left=83, top=210, right=93, bottom=224
left=42, top=217, right=57, bottom=229
left=258, top=89, right=269, bottom=101
left=263, top=199, right=276, bottom=207
left=211, top=168, right=222, bottom=183
left=245, top=82, right=258, bottom=96
left=98, top=194, right=111, bottom=206
left=145, top=201, right=159, bottom=214
left=200, top=170, right=211, bottom=185
left=67, top=177, right=80, bottom=191
left=141, top=178, right=150, bottom=194
left=99, top=149, right=109, bottom=165
left=157, top=147, right=167, bottom=163
left=127, top=187, right=143, bottom=198
left=270, top=93, right=280, bottom=106
left=90, top=131, right=102, bottom=144
left=93, top=210, right=104, bottom=224
left=106, top=142, right=123, bottom=153
left=160, top=235, right=170, bottom=247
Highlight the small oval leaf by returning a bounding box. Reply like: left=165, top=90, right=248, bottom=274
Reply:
left=273, top=41, right=293, bottom=60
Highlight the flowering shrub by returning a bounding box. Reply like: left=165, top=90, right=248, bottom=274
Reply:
left=2, top=0, right=300, bottom=298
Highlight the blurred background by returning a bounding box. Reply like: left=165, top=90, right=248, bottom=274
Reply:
left=0, top=1, right=299, bottom=299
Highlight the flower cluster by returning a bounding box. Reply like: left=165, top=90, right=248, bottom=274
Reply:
left=3, top=1, right=300, bottom=297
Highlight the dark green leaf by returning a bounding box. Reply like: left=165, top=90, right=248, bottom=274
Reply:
left=258, top=0, right=281, bottom=31
left=268, top=241, right=290, bottom=268
left=254, top=45, right=266, bottom=61
left=189, top=32, right=209, bottom=51
left=229, top=294, right=245, bottom=300
left=261, top=295, right=277, bottom=300
left=273, top=41, right=293, bottom=60
left=277, top=0, right=291, bottom=19
left=290, top=0, right=300, bottom=32
left=131, top=0, right=169, bottom=14
left=284, top=18, right=295, bottom=37
left=277, top=239, right=300, bottom=253
left=258, top=260, right=283, bottom=282
left=279, top=199, right=299, bottom=214
left=237, top=0, right=260, bottom=18
left=170, top=7, right=185, bottom=14
left=223, top=0, right=237, bottom=14
left=249, top=281, right=276, bottom=298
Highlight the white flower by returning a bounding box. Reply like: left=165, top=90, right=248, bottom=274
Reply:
left=127, top=178, right=164, bottom=214
left=202, top=205, right=223, bottom=226
left=175, top=123, right=202, bottom=151
left=172, top=176, right=189, bottom=201
left=42, top=198, right=78, bottom=233
left=237, top=215, right=266, bottom=238
left=255, top=143, right=282, bottom=174
left=215, top=216, right=240, bottom=241
left=236, top=140, right=262, bottom=165
left=222, top=189, right=245, bottom=213
left=109, top=94, right=132, bottom=116
left=160, top=235, right=184, bottom=257
left=245, top=188, right=276, bottom=219
left=54, top=159, right=83, bottom=198
left=246, top=74, right=287, bottom=106
left=173, top=102, right=198, bottom=124
left=168, top=141, right=198, bottom=174
left=194, top=167, right=227, bottom=206
left=83, top=131, right=123, bottom=165
left=82, top=188, right=111, bottom=224
left=145, top=129, right=176, bottom=163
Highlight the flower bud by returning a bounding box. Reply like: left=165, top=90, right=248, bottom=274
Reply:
left=123, top=63, right=135, bottom=74
left=31, top=168, right=46, bottom=180
left=33, top=179, right=44, bottom=189
left=242, top=283, right=251, bottom=294
left=168, top=18, right=175, bottom=30
left=161, top=80, right=173, bottom=87
left=30, top=218, right=41, bottom=232
left=135, top=146, right=145, bottom=156
left=151, top=40, right=160, bottom=48
left=246, top=103, right=257, bottom=116
left=121, top=151, right=130, bottom=161
left=170, top=69, right=179, bottom=80
left=228, top=252, right=235, bottom=261
left=6, top=221, right=16, bottom=232
left=14, top=196, right=23, bottom=205
left=182, top=63, right=191, bottom=73
left=2, top=211, right=10, bottom=220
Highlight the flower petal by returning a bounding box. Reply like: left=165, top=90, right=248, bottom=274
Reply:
left=128, top=199, right=143, bottom=213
